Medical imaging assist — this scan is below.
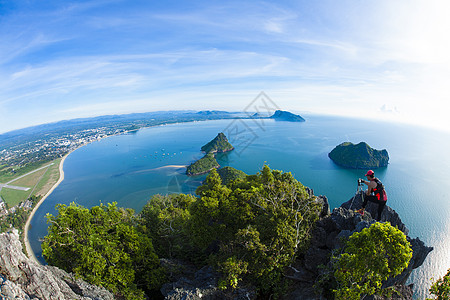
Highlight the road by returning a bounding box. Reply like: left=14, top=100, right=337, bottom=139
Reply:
left=0, top=163, right=54, bottom=193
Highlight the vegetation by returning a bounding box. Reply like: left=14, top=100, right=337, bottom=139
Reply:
left=217, top=166, right=247, bottom=185
left=192, top=167, right=321, bottom=294
left=186, top=153, right=219, bottom=175
left=428, top=268, right=450, bottom=300
left=328, top=141, right=389, bottom=169
left=200, top=132, right=234, bottom=154
left=330, top=222, right=412, bottom=299
left=42, top=202, right=166, bottom=299
left=0, top=195, right=40, bottom=234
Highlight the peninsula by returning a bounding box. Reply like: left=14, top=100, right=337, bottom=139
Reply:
left=328, top=141, right=389, bottom=169
left=186, top=133, right=234, bottom=176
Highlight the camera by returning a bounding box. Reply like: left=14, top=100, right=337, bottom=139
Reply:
left=358, top=178, right=365, bottom=185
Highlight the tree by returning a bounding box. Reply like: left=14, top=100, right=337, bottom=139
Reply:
left=188, top=166, right=321, bottom=294
left=332, top=222, right=412, bottom=300
left=428, top=268, right=450, bottom=300
left=139, top=193, right=196, bottom=259
left=42, top=202, right=165, bottom=299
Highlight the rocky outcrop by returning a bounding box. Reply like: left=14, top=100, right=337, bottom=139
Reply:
left=160, top=259, right=256, bottom=300
left=0, top=229, right=114, bottom=300
left=283, top=192, right=433, bottom=299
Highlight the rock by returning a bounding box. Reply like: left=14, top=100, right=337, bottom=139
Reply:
left=161, top=260, right=257, bottom=300
left=328, top=141, right=389, bottom=169
left=0, top=230, right=114, bottom=300
left=283, top=192, right=432, bottom=299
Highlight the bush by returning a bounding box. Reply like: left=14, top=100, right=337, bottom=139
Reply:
left=332, top=222, right=412, bottom=300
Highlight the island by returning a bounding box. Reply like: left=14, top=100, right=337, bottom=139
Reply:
left=270, top=110, right=305, bottom=122
left=328, top=142, right=389, bottom=169
left=186, top=133, right=234, bottom=176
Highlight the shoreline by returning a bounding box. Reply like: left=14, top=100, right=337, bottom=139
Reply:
left=23, top=153, right=68, bottom=264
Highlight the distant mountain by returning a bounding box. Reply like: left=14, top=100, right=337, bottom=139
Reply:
left=201, top=132, right=234, bottom=154
left=328, top=142, right=389, bottom=169
left=270, top=110, right=305, bottom=122
left=196, top=110, right=231, bottom=115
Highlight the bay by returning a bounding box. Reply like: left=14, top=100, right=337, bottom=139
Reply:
left=28, top=115, right=450, bottom=299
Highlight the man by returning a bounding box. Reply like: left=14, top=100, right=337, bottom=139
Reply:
left=357, top=170, right=388, bottom=221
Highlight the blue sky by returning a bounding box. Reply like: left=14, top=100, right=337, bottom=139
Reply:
left=1, top=0, right=450, bottom=133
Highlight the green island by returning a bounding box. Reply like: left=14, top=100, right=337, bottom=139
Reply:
left=328, top=141, right=389, bottom=169
left=186, top=132, right=234, bottom=176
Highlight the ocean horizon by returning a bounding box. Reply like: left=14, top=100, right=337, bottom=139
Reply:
left=28, top=114, right=450, bottom=299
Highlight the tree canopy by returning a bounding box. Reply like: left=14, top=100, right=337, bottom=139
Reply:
left=42, top=202, right=165, bottom=299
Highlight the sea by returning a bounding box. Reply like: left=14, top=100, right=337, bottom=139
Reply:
left=28, top=114, right=450, bottom=299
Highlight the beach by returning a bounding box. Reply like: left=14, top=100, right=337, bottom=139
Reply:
left=23, top=153, right=67, bottom=264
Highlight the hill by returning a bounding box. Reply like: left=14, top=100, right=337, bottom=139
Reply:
left=200, top=132, right=234, bottom=154
left=328, top=142, right=389, bottom=169
left=217, top=166, right=247, bottom=185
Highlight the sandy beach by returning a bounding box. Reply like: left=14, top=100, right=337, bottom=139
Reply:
left=23, top=153, right=68, bottom=264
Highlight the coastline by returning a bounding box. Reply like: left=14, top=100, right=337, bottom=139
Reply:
left=23, top=153, right=68, bottom=264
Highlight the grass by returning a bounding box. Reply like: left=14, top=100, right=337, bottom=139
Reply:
left=0, top=158, right=62, bottom=207
left=0, top=159, right=54, bottom=183
left=0, top=188, right=29, bottom=208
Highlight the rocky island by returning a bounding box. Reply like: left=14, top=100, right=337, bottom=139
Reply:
left=186, top=133, right=234, bottom=176
left=270, top=110, right=305, bottom=122
left=328, top=141, right=389, bottom=169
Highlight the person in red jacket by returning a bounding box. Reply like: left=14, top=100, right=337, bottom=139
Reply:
left=357, top=170, right=388, bottom=221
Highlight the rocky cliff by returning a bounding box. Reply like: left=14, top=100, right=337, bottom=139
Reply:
left=0, top=230, right=114, bottom=300
left=283, top=192, right=433, bottom=299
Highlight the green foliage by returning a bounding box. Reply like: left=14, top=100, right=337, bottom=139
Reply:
left=428, top=268, right=450, bottom=300
left=328, top=142, right=389, bottom=169
left=332, top=222, right=412, bottom=300
left=139, top=193, right=195, bottom=259
left=186, top=153, right=219, bottom=175
left=42, top=202, right=165, bottom=299
left=217, top=166, right=247, bottom=186
left=200, top=132, right=234, bottom=154
left=188, top=166, right=321, bottom=294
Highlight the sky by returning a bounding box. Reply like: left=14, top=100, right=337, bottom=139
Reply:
left=1, top=0, right=450, bottom=134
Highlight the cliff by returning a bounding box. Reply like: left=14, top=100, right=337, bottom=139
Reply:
left=283, top=192, right=433, bottom=299
left=328, top=141, right=389, bottom=169
left=0, top=230, right=114, bottom=300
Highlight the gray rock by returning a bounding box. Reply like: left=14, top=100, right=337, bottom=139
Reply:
left=0, top=230, right=114, bottom=300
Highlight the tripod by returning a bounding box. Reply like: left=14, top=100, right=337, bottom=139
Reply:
left=349, top=179, right=365, bottom=210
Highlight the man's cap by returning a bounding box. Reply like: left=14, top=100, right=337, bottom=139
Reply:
left=365, top=170, right=374, bottom=176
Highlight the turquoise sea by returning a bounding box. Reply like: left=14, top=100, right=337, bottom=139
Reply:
left=28, top=115, right=450, bottom=299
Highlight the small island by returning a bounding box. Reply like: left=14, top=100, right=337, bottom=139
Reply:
left=328, top=142, right=389, bottom=169
left=270, top=110, right=305, bottom=122
left=186, top=133, right=234, bottom=176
